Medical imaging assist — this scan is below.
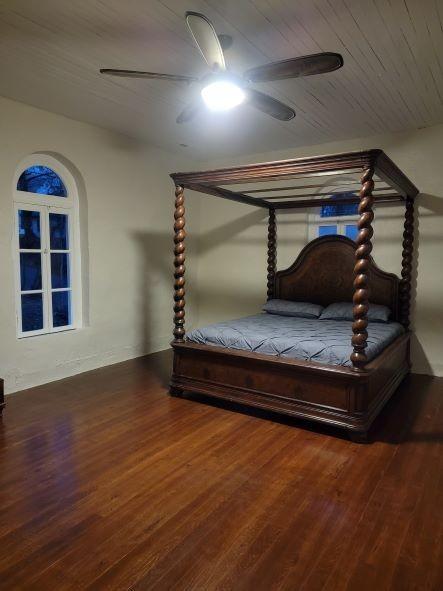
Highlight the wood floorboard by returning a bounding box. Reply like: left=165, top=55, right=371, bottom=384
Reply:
left=0, top=350, right=442, bottom=590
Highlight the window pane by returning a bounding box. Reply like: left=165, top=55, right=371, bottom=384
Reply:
left=318, top=225, right=337, bottom=237
left=320, top=204, right=338, bottom=218
left=52, top=291, right=72, bottom=327
left=17, top=166, right=67, bottom=197
left=51, top=253, right=70, bottom=289
left=339, top=202, right=359, bottom=216
left=21, top=293, right=43, bottom=332
left=20, top=253, right=42, bottom=290
left=18, top=210, right=41, bottom=249
left=345, top=224, right=359, bottom=241
left=320, top=192, right=358, bottom=217
left=50, top=213, right=69, bottom=250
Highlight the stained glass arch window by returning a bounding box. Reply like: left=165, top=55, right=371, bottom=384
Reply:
left=17, top=165, right=67, bottom=197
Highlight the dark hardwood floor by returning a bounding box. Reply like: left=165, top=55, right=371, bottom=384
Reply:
left=0, top=350, right=442, bottom=591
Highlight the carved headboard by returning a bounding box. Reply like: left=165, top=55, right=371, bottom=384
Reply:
left=274, top=235, right=400, bottom=321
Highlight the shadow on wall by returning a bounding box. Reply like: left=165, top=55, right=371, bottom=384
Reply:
left=410, top=193, right=422, bottom=373
left=101, top=128, right=151, bottom=153
left=198, top=209, right=267, bottom=252
left=198, top=209, right=270, bottom=316
left=131, top=209, right=268, bottom=366
left=409, top=193, right=443, bottom=375
left=132, top=230, right=176, bottom=355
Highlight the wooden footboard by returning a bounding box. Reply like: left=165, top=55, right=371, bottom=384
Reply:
left=170, top=333, right=410, bottom=438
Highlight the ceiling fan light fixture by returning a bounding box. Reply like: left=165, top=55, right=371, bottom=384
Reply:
left=201, top=80, right=245, bottom=111
left=100, top=11, right=343, bottom=124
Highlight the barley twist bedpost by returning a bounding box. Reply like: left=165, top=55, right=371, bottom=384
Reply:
left=267, top=208, right=277, bottom=300
left=351, top=167, right=375, bottom=371
left=173, top=185, right=186, bottom=342
left=399, top=197, right=414, bottom=329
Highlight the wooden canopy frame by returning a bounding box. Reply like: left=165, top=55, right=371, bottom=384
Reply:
left=171, top=149, right=417, bottom=210
left=171, top=149, right=418, bottom=368
left=170, top=149, right=418, bottom=440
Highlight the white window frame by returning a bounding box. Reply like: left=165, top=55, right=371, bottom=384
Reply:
left=308, top=210, right=360, bottom=242
left=13, top=154, right=82, bottom=338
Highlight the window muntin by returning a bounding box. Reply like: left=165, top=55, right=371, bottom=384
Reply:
left=14, top=157, right=79, bottom=338
left=17, top=165, right=67, bottom=197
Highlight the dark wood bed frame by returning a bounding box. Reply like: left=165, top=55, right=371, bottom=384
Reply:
left=169, top=150, right=418, bottom=441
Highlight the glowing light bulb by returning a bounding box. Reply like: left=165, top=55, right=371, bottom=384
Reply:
left=201, top=80, right=245, bottom=111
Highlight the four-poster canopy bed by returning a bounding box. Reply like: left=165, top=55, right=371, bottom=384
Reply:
left=169, top=150, right=418, bottom=441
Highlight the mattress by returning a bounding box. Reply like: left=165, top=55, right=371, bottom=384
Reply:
left=186, top=314, right=404, bottom=367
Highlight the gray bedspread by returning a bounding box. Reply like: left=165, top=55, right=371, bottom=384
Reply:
left=186, top=314, right=404, bottom=367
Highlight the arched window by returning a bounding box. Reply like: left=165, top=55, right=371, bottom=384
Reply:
left=17, top=166, right=68, bottom=197
left=13, top=155, right=81, bottom=337
left=320, top=192, right=359, bottom=218
left=308, top=190, right=359, bottom=242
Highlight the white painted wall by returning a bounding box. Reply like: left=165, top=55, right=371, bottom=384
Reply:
left=0, top=96, right=200, bottom=393
left=194, top=125, right=443, bottom=377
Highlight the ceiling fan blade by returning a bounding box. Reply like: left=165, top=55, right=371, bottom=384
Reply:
left=185, top=11, right=226, bottom=70
left=244, top=52, right=343, bottom=82
left=176, top=99, right=203, bottom=124
left=246, top=89, right=295, bottom=121
left=100, top=69, right=197, bottom=82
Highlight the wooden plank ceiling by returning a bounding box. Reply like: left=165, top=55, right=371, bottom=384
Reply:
left=0, top=0, right=442, bottom=160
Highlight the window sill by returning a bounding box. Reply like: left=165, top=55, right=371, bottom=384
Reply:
left=17, top=326, right=78, bottom=339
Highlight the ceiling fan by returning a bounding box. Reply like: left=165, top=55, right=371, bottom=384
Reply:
left=100, top=11, right=343, bottom=124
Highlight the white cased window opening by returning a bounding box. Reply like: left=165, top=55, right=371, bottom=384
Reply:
left=13, top=154, right=82, bottom=338
left=307, top=188, right=360, bottom=242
